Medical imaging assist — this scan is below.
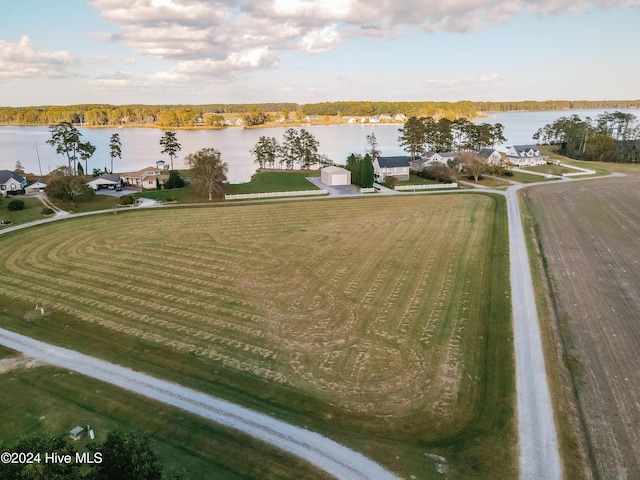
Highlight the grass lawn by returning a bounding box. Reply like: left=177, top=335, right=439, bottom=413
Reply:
left=522, top=164, right=583, bottom=176
left=536, top=145, right=640, bottom=176
left=0, top=362, right=331, bottom=480
left=0, top=195, right=514, bottom=479
left=134, top=185, right=205, bottom=204
left=49, top=194, right=120, bottom=214
left=502, top=171, right=557, bottom=184
left=400, top=174, right=441, bottom=185
left=463, top=176, right=512, bottom=188
left=0, top=197, right=49, bottom=228
left=225, top=170, right=320, bottom=194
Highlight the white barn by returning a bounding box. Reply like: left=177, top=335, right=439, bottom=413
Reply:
left=321, top=166, right=351, bottom=186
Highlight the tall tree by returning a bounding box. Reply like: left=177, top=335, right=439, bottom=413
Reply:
left=90, top=430, right=162, bottom=480
left=366, top=132, right=381, bottom=162
left=78, top=140, right=96, bottom=176
left=14, top=160, right=25, bottom=175
left=185, top=148, right=228, bottom=200
left=398, top=116, right=426, bottom=160
left=109, top=133, right=122, bottom=173
left=279, top=128, right=300, bottom=169
left=361, top=153, right=375, bottom=188
left=159, top=131, right=181, bottom=170
left=250, top=136, right=279, bottom=169
left=47, top=122, right=81, bottom=174
left=298, top=129, right=320, bottom=169
left=459, top=152, right=487, bottom=182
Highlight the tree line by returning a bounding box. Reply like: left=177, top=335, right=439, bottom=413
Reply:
left=250, top=129, right=325, bottom=170
left=398, top=116, right=506, bottom=159
left=533, top=111, right=640, bottom=162
left=476, top=100, right=640, bottom=112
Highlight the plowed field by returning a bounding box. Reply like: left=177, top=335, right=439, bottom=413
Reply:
left=524, top=176, right=640, bottom=479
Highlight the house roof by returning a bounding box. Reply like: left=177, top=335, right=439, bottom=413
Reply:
left=97, top=173, right=121, bottom=182
left=478, top=148, right=498, bottom=158
left=508, top=145, right=540, bottom=156
left=120, top=167, right=160, bottom=178
left=0, top=170, right=26, bottom=184
left=377, top=156, right=410, bottom=168
left=322, top=166, right=349, bottom=174
left=25, top=179, right=47, bottom=187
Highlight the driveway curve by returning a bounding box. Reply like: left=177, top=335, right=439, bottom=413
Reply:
left=0, top=328, right=399, bottom=480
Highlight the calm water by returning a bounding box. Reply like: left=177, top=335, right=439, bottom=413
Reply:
left=1, top=109, right=637, bottom=183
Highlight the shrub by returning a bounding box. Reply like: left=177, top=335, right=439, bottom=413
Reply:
left=165, top=170, right=185, bottom=189
left=42, top=207, right=55, bottom=215
left=165, top=195, right=174, bottom=202
left=504, top=171, right=514, bottom=177
left=46, top=175, right=95, bottom=201
left=119, top=195, right=136, bottom=206
left=7, top=199, right=26, bottom=211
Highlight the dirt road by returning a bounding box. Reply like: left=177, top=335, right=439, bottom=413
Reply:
left=0, top=327, right=399, bottom=480
left=507, top=185, right=562, bottom=479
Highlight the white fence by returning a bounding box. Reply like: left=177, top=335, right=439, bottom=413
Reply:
left=394, top=182, right=458, bottom=191
left=360, top=187, right=376, bottom=193
left=225, top=189, right=328, bottom=201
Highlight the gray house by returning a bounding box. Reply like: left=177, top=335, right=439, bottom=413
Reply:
left=0, top=170, right=27, bottom=196
left=374, top=156, right=410, bottom=181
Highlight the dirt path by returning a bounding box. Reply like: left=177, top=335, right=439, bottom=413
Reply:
left=506, top=185, right=562, bottom=479
left=0, top=328, right=399, bottom=480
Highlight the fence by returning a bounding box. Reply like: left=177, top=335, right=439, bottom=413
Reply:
left=360, top=187, right=376, bottom=193
left=560, top=164, right=596, bottom=177
left=394, top=182, right=458, bottom=191
left=224, top=189, right=329, bottom=201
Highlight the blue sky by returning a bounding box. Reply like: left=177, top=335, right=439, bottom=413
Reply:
left=0, top=0, right=638, bottom=106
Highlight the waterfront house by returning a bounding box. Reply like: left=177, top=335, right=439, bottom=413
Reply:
left=506, top=145, right=548, bottom=166
left=374, top=156, right=410, bottom=181
left=0, top=170, right=26, bottom=196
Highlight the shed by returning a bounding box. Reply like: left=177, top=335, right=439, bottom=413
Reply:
left=321, top=166, right=351, bottom=186
left=69, top=426, right=85, bottom=440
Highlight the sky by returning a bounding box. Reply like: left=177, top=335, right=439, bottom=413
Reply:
left=0, top=0, right=639, bottom=106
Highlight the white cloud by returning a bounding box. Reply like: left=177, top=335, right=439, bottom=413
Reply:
left=425, top=73, right=504, bottom=89
left=87, top=0, right=640, bottom=85
left=0, top=36, right=104, bottom=78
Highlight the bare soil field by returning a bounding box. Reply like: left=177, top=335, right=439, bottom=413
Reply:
left=524, top=176, right=640, bottom=479
left=0, top=194, right=514, bottom=478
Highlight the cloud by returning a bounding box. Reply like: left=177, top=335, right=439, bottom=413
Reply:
left=0, top=36, right=84, bottom=78
left=88, top=0, right=640, bottom=81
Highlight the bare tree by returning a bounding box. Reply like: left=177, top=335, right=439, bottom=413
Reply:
left=458, top=152, right=487, bottom=182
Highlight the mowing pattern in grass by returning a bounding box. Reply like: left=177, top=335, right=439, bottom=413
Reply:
left=1, top=197, right=488, bottom=424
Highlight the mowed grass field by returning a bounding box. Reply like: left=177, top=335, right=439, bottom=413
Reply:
left=523, top=176, right=640, bottom=479
left=0, top=194, right=514, bottom=479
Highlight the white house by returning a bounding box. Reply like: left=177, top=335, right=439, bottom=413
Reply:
left=477, top=148, right=503, bottom=165
left=411, top=152, right=457, bottom=171
left=321, top=166, right=351, bottom=186
left=346, top=117, right=356, bottom=124
left=374, top=156, right=410, bottom=181
left=87, top=173, right=122, bottom=191
left=395, top=113, right=406, bottom=122
left=379, top=114, right=392, bottom=122
left=121, top=167, right=169, bottom=190
left=506, top=145, right=548, bottom=166
left=24, top=179, right=47, bottom=194
left=0, top=170, right=26, bottom=196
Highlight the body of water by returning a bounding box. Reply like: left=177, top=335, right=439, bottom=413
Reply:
left=1, top=109, right=637, bottom=183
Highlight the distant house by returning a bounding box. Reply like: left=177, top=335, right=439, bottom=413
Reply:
left=506, top=145, right=548, bottom=166
left=234, top=118, right=244, bottom=126
left=321, top=166, right=351, bottom=186
left=24, top=179, right=47, bottom=194
left=306, top=115, right=318, bottom=123
left=374, top=156, right=410, bottom=181
left=121, top=167, right=169, bottom=190
left=0, top=170, right=26, bottom=196
left=346, top=117, right=356, bottom=124
left=87, top=173, right=122, bottom=191
left=477, top=148, right=502, bottom=165
left=369, top=117, right=380, bottom=124
left=395, top=113, right=406, bottom=122
left=379, top=114, right=392, bottom=122
left=411, top=152, right=457, bottom=171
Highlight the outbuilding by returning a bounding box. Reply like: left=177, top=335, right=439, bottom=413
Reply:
left=69, top=426, right=85, bottom=440
left=321, top=166, right=351, bottom=186
left=87, top=173, right=121, bottom=191
left=24, top=179, right=47, bottom=195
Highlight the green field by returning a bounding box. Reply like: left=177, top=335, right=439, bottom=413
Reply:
left=0, top=357, right=330, bottom=480
left=0, top=196, right=47, bottom=227
left=0, top=195, right=514, bottom=479
left=225, top=170, right=320, bottom=194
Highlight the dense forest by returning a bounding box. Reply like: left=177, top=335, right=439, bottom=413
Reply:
left=534, top=111, right=640, bottom=162
left=0, top=100, right=638, bottom=128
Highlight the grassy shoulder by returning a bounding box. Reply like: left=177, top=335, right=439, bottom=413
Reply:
left=517, top=188, right=589, bottom=480
left=0, top=194, right=515, bottom=479
left=0, top=364, right=332, bottom=480
left=225, top=170, right=321, bottom=194
left=0, top=197, right=48, bottom=227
